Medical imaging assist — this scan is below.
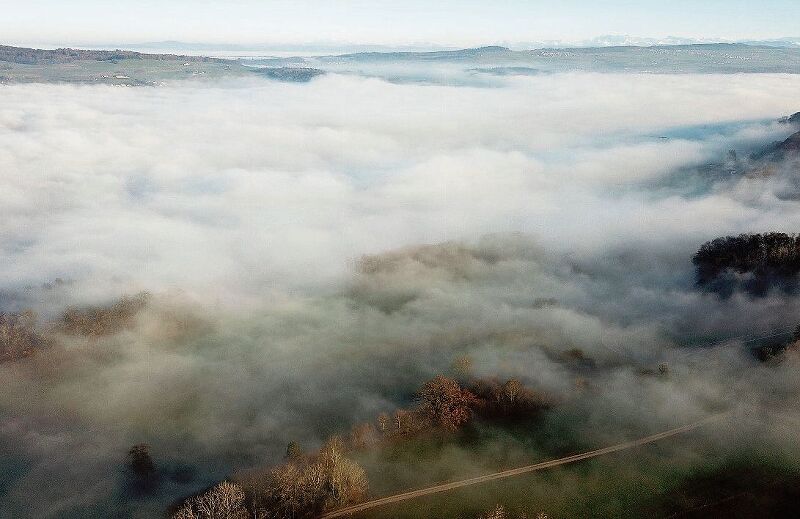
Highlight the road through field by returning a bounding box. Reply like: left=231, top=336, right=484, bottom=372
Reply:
left=318, top=413, right=727, bottom=518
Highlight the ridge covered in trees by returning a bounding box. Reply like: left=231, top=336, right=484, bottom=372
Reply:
left=0, top=45, right=227, bottom=65
left=693, top=233, right=800, bottom=296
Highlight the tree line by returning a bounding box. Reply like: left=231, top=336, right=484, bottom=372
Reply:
left=0, top=292, right=151, bottom=363
left=166, top=372, right=549, bottom=519
left=0, top=45, right=226, bottom=65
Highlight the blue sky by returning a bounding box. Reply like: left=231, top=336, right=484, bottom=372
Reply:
left=5, top=0, right=800, bottom=46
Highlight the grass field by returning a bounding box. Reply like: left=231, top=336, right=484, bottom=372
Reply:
left=346, top=418, right=798, bottom=518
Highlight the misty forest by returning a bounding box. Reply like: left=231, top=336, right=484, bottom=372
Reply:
left=5, top=18, right=800, bottom=519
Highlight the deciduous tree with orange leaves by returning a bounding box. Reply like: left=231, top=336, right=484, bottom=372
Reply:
left=418, top=375, right=479, bottom=431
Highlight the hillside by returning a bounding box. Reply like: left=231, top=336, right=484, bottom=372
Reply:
left=0, top=44, right=324, bottom=85
left=311, top=43, right=800, bottom=74
left=0, top=44, right=226, bottom=64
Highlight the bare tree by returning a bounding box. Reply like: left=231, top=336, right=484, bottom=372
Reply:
left=376, top=412, right=389, bottom=434
left=503, top=379, right=524, bottom=404
left=249, top=437, right=368, bottom=519
left=471, top=377, right=548, bottom=419
left=394, top=409, right=411, bottom=432
left=172, top=481, right=248, bottom=519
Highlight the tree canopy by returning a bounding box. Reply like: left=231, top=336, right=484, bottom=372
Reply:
left=693, top=233, right=800, bottom=296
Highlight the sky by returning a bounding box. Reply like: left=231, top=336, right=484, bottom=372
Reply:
left=4, top=0, right=800, bottom=48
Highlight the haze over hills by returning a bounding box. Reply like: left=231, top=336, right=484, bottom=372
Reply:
left=5, top=42, right=800, bottom=86
left=22, top=35, right=800, bottom=54
left=6, top=13, right=800, bottom=515
left=0, top=45, right=226, bottom=65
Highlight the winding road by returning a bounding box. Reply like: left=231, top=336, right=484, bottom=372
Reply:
left=318, top=413, right=727, bottom=518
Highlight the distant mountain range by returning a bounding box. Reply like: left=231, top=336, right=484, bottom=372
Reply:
left=5, top=42, right=800, bottom=85
left=15, top=36, right=800, bottom=57
left=306, top=43, right=800, bottom=76
left=37, top=36, right=800, bottom=55
left=513, top=35, right=800, bottom=49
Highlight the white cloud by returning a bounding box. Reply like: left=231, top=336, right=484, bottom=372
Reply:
left=1, top=73, right=799, bottom=299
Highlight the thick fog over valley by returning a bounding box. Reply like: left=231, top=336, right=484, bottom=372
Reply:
left=3, top=66, right=800, bottom=518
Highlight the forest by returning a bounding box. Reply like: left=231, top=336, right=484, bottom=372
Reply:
left=693, top=233, right=800, bottom=296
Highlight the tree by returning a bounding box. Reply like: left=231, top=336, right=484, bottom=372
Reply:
left=172, top=482, right=248, bottom=519
left=285, top=441, right=304, bottom=460
left=376, top=412, right=389, bottom=434
left=349, top=423, right=377, bottom=449
left=126, top=443, right=157, bottom=493
left=393, top=409, right=413, bottom=433
left=471, top=378, right=547, bottom=419
left=452, top=355, right=474, bottom=379
left=250, top=437, right=368, bottom=519
left=418, top=375, right=478, bottom=431
left=318, top=438, right=368, bottom=509
left=503, top=379, right=524, bottom=404
left=127, top=444, right=155, bottom=478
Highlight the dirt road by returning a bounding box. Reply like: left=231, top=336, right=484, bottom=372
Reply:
left=318, top=413, right=726, bottom=518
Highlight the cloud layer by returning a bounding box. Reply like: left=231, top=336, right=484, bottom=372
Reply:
left=2, top=72, right=800, bottom=517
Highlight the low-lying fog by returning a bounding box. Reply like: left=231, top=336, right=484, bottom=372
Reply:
left=2, top=71, right=800, bottom=517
